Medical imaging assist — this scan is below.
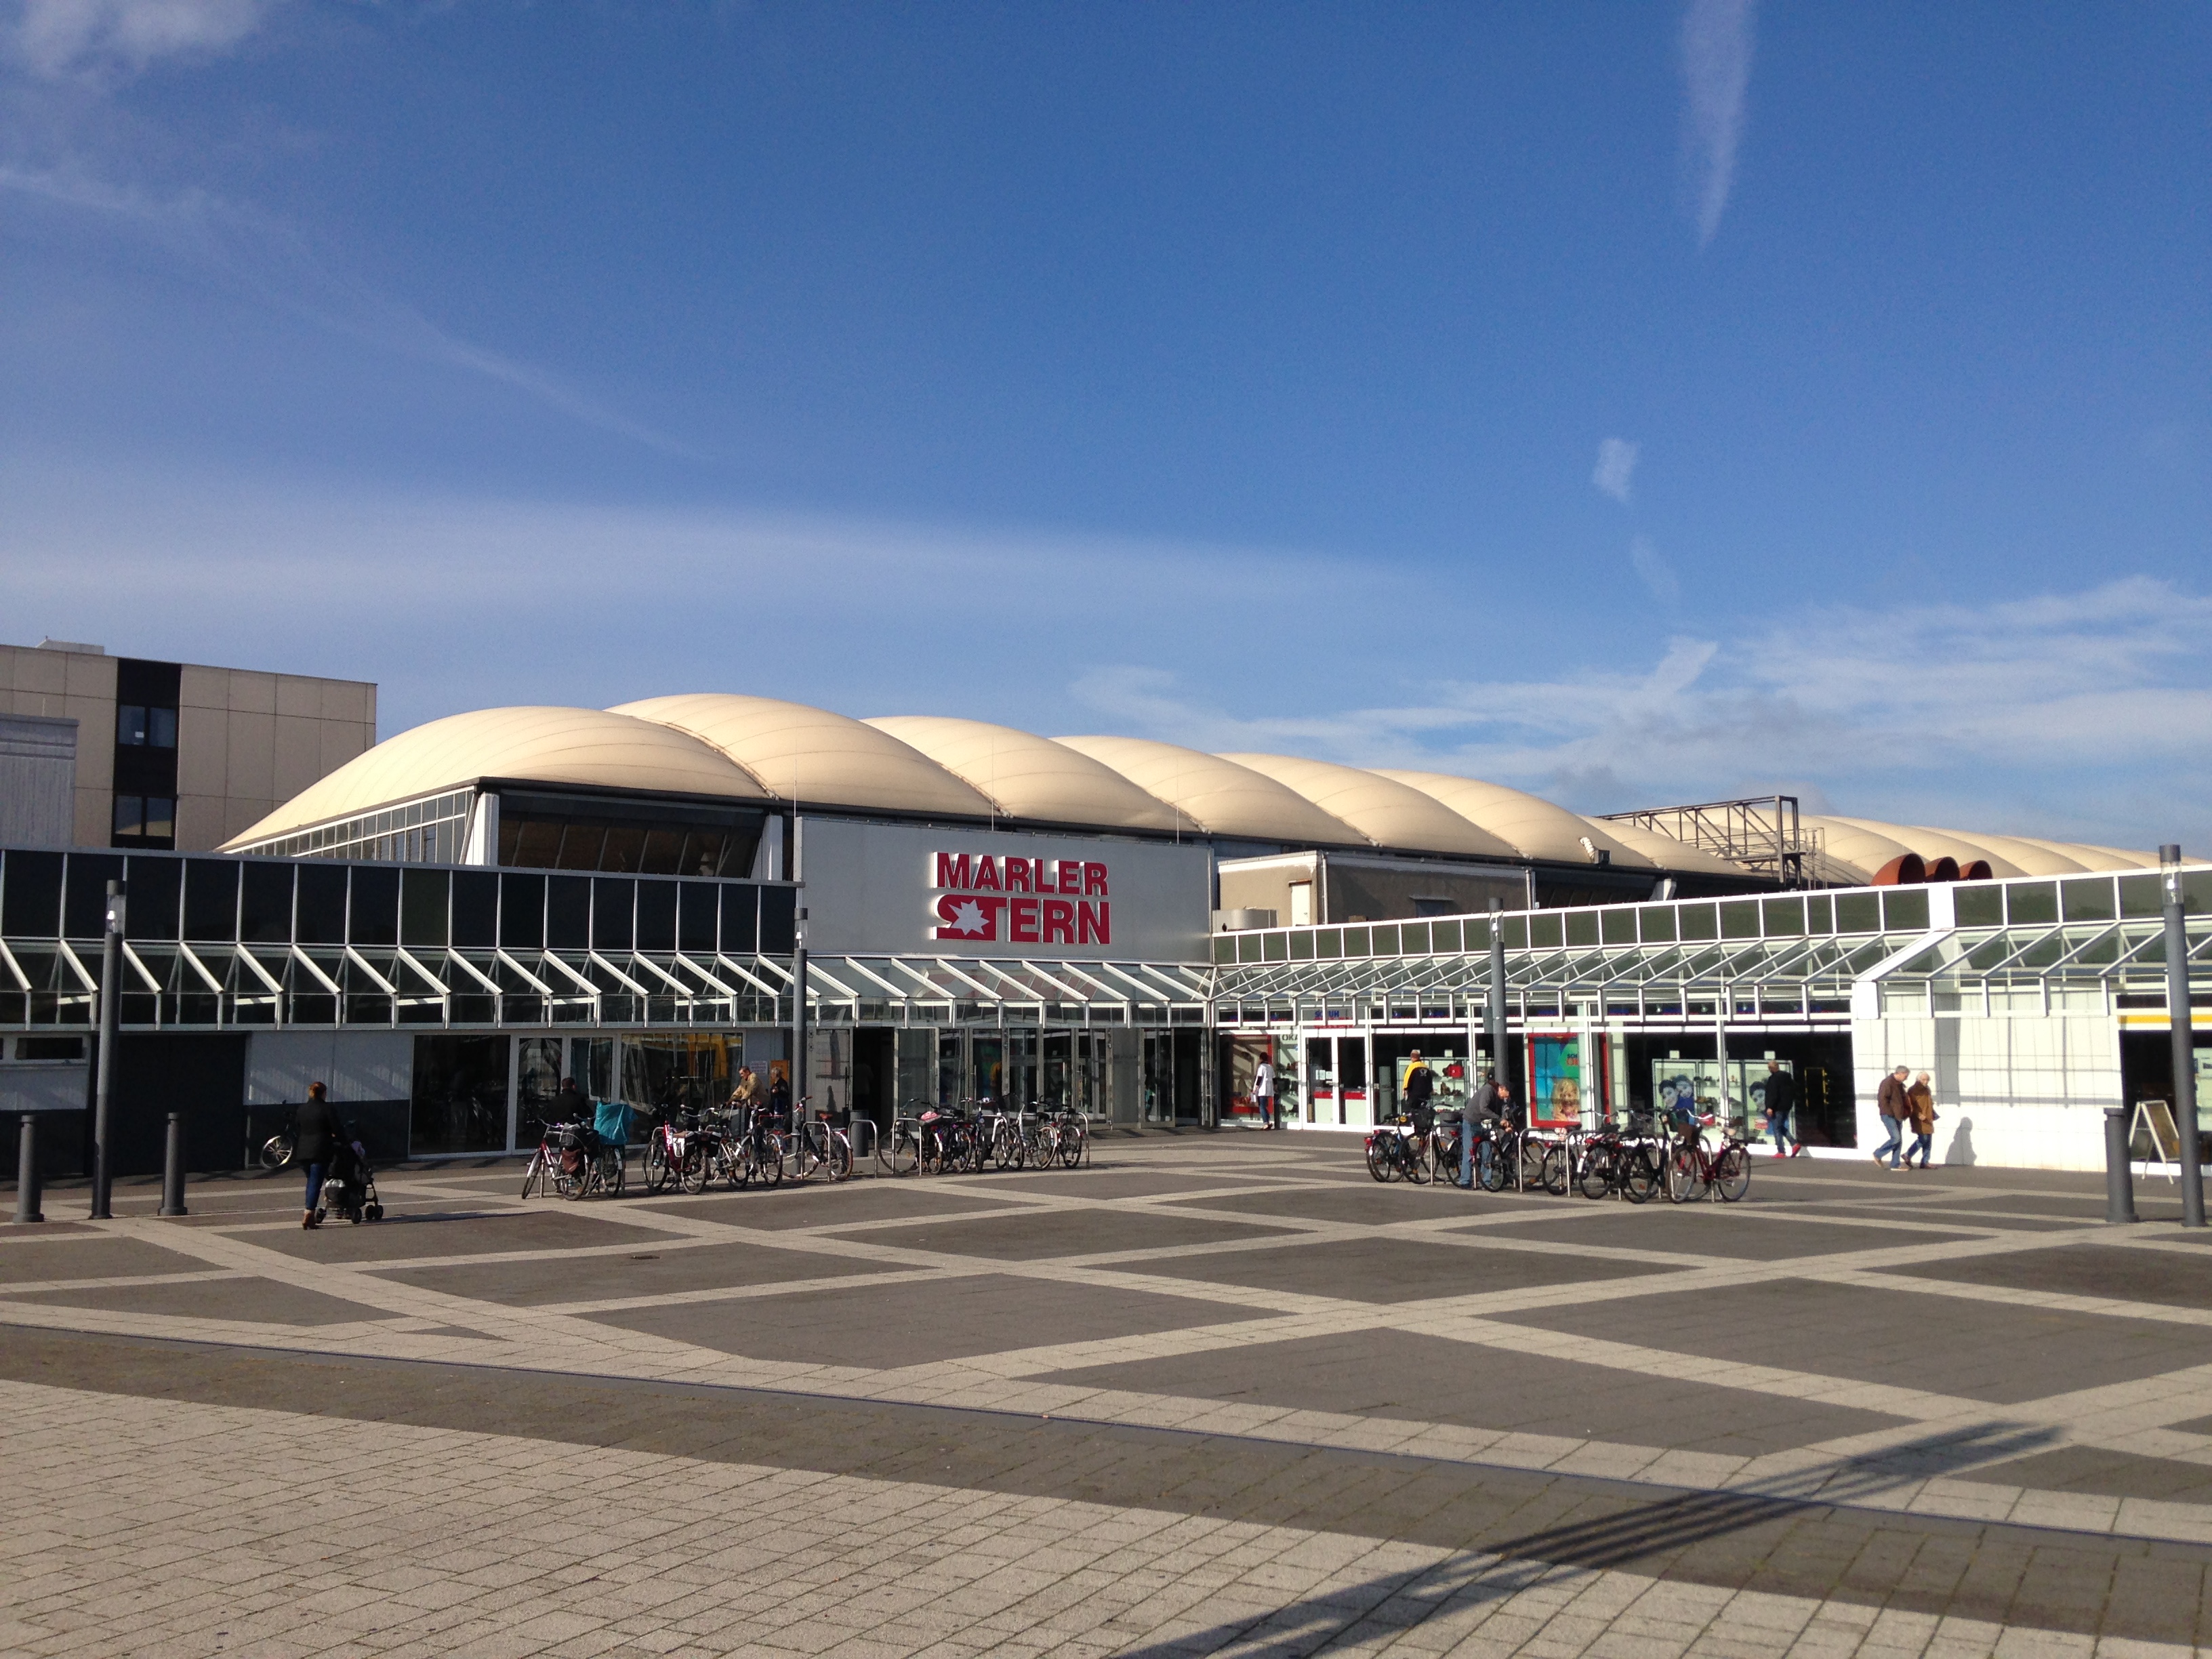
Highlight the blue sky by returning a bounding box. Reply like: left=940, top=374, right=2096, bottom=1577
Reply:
left=3, top=1, right=2208, bottom=849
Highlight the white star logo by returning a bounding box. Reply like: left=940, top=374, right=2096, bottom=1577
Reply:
left=946, top=900, right=988, bottom=935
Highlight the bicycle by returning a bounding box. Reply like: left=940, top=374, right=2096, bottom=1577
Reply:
left=1039, top=1099, right=1088, bottom=1168
left=641, top=1107, right=719, bottom=1195
left=881, top=1106, right=926, bottom=1176
left=716, top=1104, right=786, bottom=1189
left=1364, top=1114, right=1432, bottom=1183
left=1665, top=1115, right=1753, bottom=1203
left=1573, top=1120, right=1660, bottom=1204
left=787, top=1104, right=855, bottom=1183
left=520, top=1119, right=626, bottom=1201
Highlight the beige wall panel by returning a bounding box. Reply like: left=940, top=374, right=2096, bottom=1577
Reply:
left=175, top=794, right=228, bottom=852
left=227, top=670, right=277, bottom=714
left=226, top=711, right=277, bottom=800
left=318, top=679, right=372, bottom=722
left=66, top=693, right=115, bottom=782
left=9, top=650, right=67, bottom=699
left=275, top=675, right=322, bottom=718
left=176, top=703, right=230, bottom=797
left=64, top=653, right=117, bottom=699
left=75, top=786, right=110, bottom=848
left=226, top=798, right=276, bottom=842
left=271, top=716, right=323, bottom=800
left=179, top=665, right=230, bottom=710
left=319, top=718, right=371, bottom=777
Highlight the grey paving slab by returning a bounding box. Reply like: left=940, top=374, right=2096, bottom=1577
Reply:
left=240, top=1208, right=672, bottom=1264
left=820, top=1207, right=1291, bottom=1260
left=1130, top=1232, right=1683, bottom=1304
left=1460, top=1212, right=1986, bottom=1259
left=0, top=1236, right=211, bottom=1284
left=1782, top=1204, right=2096, bottom=1234
left=375, top=1239, right=897, bottom=1307
left=1496, top=1276, right=2212, bottom=1405
left=1036, top=1326, right=1910, bottom=1458
left=591, top=1270, right=1262, bottom=1368
left=632, top=1183, right=1028, bottom=1229
left=2, top=1275, right=394, bottom=1326
left=1162, top=1183, right=1474, bottom=1227
left=972, top=1169, right=1278, bottom=1200
left=1879, top=1241, right=2212, bottom=1309
left=1959, top=1443, right=2212, bottom=1504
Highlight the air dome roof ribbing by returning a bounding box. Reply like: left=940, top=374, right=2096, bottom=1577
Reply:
left=611, top=694, right=994, bottom=818
left=1824, top=819, right=2027, bottom=880
left=1590, top=817, right=1748, bottom=876
left=1797, top=816, right=1919, bottom=884
left=1218, top=754, right=1522, bottom=858
left=1372, top=771, right=1656, bottom=869
left=1904, top=826, right=2089, bottom=877
left=1051, top=737, right=1364, bottom=844
left=864, top=717, right=1182, bottom=832
left=225, top=707, right=765, bottom=846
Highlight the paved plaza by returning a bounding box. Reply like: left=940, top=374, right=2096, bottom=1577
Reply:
left=6, top=1134, right=2212, bottom=1658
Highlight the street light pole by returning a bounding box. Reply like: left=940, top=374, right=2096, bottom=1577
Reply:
left=1487, top=897, right=1509, bottom=1088
left=2163, top=845, right=2202, bottom=1229
left=91, top=879, right=125, bottom=1221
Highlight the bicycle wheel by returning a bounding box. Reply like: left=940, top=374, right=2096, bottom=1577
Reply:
left=1538, top=1142, right=1570, bottom=1196
left=825, top=1130, right=855, bottom=1182
left=788, top=1126, right=820, bottom=1184
left=564, top=1151, right=593, bottom=1200
left=1713, top=1144, right=1752, bottom=1202
left=1519, top=1138, right=1549, bottom=1192
left=1059, top=1121, right=1086, bottom=1168
left=259, top=1134, right=294, bottom=1172
left=1478, top=1138, right=1512, bottom=1192
left=756, top=1132, right=785, bottom=1187
left=1622, top=1146, right=1660, bottom=1204
left=1666, top=1144, right=1707, bottom=1203
left=520, top=1149, right=546, bottom=1199
left=603, top=1146, right=627, bottom=1198
left=1576, top=1145, right=1613, bottom=1201
left=889, top=1125, right=920, bottom=1176
left=1366, top=1136, right=1391, bottom=1182
left=642, top=1135, right=670, bottom=1195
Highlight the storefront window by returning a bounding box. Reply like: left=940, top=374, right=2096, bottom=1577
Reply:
left=516, top=1038, right=564, bottom=1141
left=410, top=1036, right=510, bottom=1156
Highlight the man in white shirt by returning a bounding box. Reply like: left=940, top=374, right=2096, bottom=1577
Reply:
left=1252, top=1056, right=1277, bottom=1129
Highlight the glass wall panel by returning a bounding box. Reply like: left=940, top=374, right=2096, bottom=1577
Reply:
left=409, top=1034, right=510, bottom=1155
left=516, top=1036, right=564, bottom=1143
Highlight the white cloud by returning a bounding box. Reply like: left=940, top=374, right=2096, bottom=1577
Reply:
left=0, top=163, right=698, bottom=455
left=1629, top=535, right=1680, bottom=605
left=1592, top=437, right=1639, bottom=504
left=7, top=0, right=276, bottom=79
left=1680, top=0, right=1756, bottom=246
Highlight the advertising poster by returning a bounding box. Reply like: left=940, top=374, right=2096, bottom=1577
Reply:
left=1527, top=1033, right=1583, bottom=1128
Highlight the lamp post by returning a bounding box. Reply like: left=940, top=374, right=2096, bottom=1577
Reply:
left=1487, top=898, right=1509, bottom=1089
left=91, top=879, right=125, bottom=1221
left=2163, top=845, right=2202, bottom=1229
left=791, top=905, right=810, bottom=1120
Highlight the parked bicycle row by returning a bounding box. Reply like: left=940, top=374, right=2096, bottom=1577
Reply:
left=518, top=1088, right=1092, bottom=1202
left=1366, top=1103, right=1752, bottom=1203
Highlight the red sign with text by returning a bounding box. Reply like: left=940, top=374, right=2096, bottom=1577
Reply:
left=932, top=853, right=1111, bottom=946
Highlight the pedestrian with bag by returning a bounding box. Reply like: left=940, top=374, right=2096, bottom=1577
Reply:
left=1904, top=1071, right=1938, bottom=1170
left=1762, top=1061, right=1803, bottom=1160
left=1252, top=1052, right=1277, bottom=1128
left=1874, top=1065, right=1910, bottom=1170
left=293, top=1080, right=348, bottom=1230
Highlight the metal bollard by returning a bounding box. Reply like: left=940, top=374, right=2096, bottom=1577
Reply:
left=159, top=1111, right=189, bottom=1218
left=14, top=1114, right=44, bottom=1225
left=2105, top=1107, right=2139, bottom=1225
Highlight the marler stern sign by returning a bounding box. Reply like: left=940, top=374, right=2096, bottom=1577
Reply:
left=931, top=853, right=1113, bottom=945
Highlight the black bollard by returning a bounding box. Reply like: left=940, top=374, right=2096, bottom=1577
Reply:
left=14, top=1114, right=44, bottom=1225
left=159, top=1111, right=188, bottom=1218
left=2105, top=1107, right=2139, bottom=1225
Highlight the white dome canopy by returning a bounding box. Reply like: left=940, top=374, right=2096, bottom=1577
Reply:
left=865, top=716, right=1181, bottom=831
left=1052, top=737, right=1364, bottom=844
left=1218, top=753, right=1521, bottom=857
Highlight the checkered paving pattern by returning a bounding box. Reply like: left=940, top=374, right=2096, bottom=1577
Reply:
left=6, top=1134, right=2212, bottom=1656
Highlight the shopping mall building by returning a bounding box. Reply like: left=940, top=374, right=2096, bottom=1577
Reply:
left=1, top=690, right=2204, bottom=1178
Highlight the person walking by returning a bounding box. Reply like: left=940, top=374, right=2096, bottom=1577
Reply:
left=293, top=1080, right=347, bottom=1229
left=1252, top=1052, right=1277, bottom=1129
left=1904, top=1071, right=1938, bottom=1170
left=1462, top=1069, right=1505, bottom=1189
left=1874, top=1065, right=1910, bottom=1170
left=1762, top=1061, right=1803, bottom=1160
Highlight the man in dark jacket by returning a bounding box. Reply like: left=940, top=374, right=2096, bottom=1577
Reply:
left=293, top=1081, right=347, bottom=1229
left=1460, top=1069, right=1501, bottom=1189
left=1873, top=1065, right=1910, bottom=1170
left=1762, top=1061, right=1802, bottom=1159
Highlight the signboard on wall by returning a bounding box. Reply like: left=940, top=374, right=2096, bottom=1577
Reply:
left=796, top=816, right=1213, bottom=961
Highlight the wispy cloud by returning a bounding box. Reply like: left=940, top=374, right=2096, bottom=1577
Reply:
left=1629, top=535, right=1679, bottom=605
left=1592, top=437, right=1639, bottom=503
left=6, top=0, right=277, bottom=79
left=1680, top=0, right=1756, bottom=246
left=1073, top=577, right=2212, bottom=848
left=0, top=163, right=699, bottom=455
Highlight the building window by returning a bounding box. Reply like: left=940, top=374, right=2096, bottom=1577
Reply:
left=112, top=795, right=176, bottom=841
left=117, top=704, right=178, bottom=748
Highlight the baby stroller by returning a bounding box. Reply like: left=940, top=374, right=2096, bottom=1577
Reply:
left=314, top=1138, right=385, bottom=1226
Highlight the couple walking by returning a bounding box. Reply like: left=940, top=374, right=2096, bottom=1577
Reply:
left=1872, top=1065, right=1939, bottom=1170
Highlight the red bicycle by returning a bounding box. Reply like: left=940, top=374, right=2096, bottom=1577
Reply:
left=1665, top=1115, right=1752, bottom=1203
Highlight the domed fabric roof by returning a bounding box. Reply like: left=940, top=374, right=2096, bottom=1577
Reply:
left=613, top=695, right=994, bottom=818
left=2003, top=838, right=2146, bottom=873
left=1799, top=815, right=1921, bottom=885
left=1218, top=754, right=1520, bottom=857
left=1903, top=825, right=2088, bottom=876
left=865, top=717, right=1181, bottom=831
left=1052, top=737, right=1361, bottom=844
left=1372, top=772, right=1655, bottom=868
left=1827, top=819, right=2026, bottom=880
left=1589, top=818, right=1747, bottom=876
left=224, top=706, right=765, bottom=847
